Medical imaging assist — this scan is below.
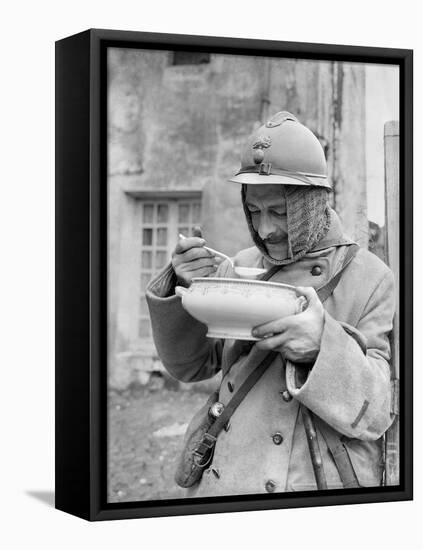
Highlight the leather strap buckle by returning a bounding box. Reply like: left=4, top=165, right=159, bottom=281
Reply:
left=194, top=433, right=216, bottom=459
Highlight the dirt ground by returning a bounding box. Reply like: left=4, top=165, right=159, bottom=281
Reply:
left=107, top=381, right=209, bottom=503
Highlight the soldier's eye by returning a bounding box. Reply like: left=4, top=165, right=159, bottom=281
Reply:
left=271, top=210, right=286, bottom=218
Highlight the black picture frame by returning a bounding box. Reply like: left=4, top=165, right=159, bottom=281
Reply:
left=55, top=28, right=413, bottom=521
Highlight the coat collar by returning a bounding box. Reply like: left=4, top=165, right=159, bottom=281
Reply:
left=311, top=209, right=356, bottom=252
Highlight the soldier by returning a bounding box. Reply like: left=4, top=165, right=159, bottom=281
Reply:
left=146, top=111, right=395, bottom=496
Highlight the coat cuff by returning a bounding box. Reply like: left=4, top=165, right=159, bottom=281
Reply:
left=145, top=264, right=220, bottom=382
left=145, top=262, right=205, bottom=342
left=146, top=262, right=179, bottom=299
left=286, top=312, right=387, bottom=439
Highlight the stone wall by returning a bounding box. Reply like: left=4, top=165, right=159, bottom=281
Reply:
left=107, top=48, right=369, bottom=390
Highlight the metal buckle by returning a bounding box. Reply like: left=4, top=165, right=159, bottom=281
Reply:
left=196, top=433, right=216, bottom=453
left=193, top=450, right=214, bottom=468
left=259, top=162, right=272, bottom=175
left=193, top=433, right=217, bottom=466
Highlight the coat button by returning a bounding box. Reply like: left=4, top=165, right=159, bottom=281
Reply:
left=265, top=480, right=277, bottom=493
left=227, top=381, right=234, bottom=393
left=311, top=265, right=322, bottom=276
left=281, top=390, right=293, bottom=402
left=272, top=433, right=284, bottom=445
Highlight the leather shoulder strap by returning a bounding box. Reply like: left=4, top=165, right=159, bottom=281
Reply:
left=316, top=244, right=359, bottom=303
left=209, top=351, right=278, bottom=438
left=313, top=417, right=360, bottom=488
left=260, top=264, right=284, bottom=281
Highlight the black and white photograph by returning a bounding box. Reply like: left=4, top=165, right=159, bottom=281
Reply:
left=106, top=44, right=402, bottom=503
left=3, top=0, right=421, bottom=544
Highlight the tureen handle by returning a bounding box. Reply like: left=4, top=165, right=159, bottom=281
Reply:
left=175, top=286, right=188, bottom=298
left=296, top=295, right=308, bottom=313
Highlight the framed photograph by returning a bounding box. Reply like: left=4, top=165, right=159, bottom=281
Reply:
left=55, top=29, right=413, bottom=521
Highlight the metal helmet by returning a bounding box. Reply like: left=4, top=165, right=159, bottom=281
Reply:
left=229, top=111, right=331, bottom=189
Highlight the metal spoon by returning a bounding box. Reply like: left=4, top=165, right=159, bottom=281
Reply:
left=178, top=234, right=267, bottom=278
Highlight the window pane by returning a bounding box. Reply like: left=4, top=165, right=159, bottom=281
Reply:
left=178, top=204, right=190, bottom=223
left=143, top=204, right=154, bottom=224
left=173, top=51, right=210, bottom=65
left=141, top=273, right=152, bottom=289
left=139, top=318, right=151, bottom=338
left=192, top=202, right=201, bottom=224
left=141, top=251, right=152, bottom=269
left=156, top=228, right=168, bottom=246
left=142, top=228, right=153, bottom=245
left=157, top=204, right=169, bottom=223
left=155, top=251, right=167, bottom=269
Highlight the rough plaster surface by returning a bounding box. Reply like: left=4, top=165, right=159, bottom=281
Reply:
left=107, top=48, right=379, bottom=389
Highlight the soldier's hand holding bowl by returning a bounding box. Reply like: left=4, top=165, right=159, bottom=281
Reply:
left=172, top=227, right=220, bottom=287
left=252, top=286, right=325, bottom=363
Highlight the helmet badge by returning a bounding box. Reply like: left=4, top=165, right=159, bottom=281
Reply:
left=252, top=136, right=272, bottom=164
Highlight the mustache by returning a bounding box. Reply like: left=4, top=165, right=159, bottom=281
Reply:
left=262, top=235, right=287, bottom=245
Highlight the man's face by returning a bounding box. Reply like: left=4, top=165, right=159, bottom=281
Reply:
left=245, top=184, right=289, bottom=260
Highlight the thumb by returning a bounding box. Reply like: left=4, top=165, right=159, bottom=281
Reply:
left=295, top=286, right=319, bottom=305
left=192, top=225, right=203, bottom=238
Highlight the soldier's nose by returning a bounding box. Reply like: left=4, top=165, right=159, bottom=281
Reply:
left=257, top=218, right=274, bottom=240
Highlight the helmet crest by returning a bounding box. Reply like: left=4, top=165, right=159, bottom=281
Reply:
left=252, top=136, right=272, bottom=164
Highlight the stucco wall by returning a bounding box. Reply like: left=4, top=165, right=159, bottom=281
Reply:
left=107, top=48, right=369, bottom=389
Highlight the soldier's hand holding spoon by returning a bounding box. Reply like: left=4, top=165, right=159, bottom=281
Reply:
left=172, top=226, right=222, bottom=287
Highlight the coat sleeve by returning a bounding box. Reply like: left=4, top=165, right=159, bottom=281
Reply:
left=286, top=270, right=396, bottom=441
left=145, top=263, right=223, bottom=382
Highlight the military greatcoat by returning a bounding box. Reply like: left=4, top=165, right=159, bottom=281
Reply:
left=146, top=210, right=395, bottom=497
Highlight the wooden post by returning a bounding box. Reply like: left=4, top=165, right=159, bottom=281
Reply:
left=384, top=120, right=400, bottom=486
left=331, top=63, right=368, bottom=248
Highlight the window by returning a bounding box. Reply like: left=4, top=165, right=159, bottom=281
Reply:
left=138, top=198, right=202, bottom=339
left=172, top=51, right=210, bottom=66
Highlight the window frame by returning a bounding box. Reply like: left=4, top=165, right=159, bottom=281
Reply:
left=137, top=192, right=202, bottom=342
